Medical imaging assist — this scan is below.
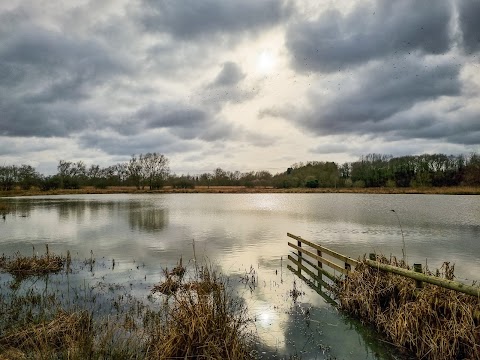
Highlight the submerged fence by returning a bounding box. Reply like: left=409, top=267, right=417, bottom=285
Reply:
left=287, top=232, right=480, bottom=299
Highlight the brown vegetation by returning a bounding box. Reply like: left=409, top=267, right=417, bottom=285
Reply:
left=0, top=250, right=65, bottom=277
left=2, top=185, right=480, bottom=197
left=149, top=265, right=252, bottom=359
left=0, top=311, right=92, bottom=359
left=0, top=255, right=255, bottom=359
left=338, top=256, right=480, bottom=359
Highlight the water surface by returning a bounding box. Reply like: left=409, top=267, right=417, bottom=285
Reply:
left=1, top=193, right=479, bottom=359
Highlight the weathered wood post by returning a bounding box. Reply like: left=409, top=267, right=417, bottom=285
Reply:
left=414, top=263, right=423, bottom=288
left=317, top=249, right=322, bottom=289
left=297, top=240, right=302, bottom=274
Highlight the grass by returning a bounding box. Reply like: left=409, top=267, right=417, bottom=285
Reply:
left=1, top=185, right=480, bottom=197
left=148, top=265, right=253, bottom=359
left=0, top=252, right=256, bottom=359
left=0, top=249, right=65, bottom=278
left=337, top=255, right=480, bottom=359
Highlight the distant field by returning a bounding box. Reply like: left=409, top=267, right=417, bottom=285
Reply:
left=1, top=185, right=480, bottom=197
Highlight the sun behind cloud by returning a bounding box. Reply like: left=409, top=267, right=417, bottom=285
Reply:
left=256, top=50, right=276, bottom=75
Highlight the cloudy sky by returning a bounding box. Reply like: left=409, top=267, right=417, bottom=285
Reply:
left=1, top=0, right=479, bottom=175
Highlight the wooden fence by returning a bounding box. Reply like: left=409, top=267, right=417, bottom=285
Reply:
left=287, top=233, right=480, bottom=299
left=286, top=232, right=359, bottom=302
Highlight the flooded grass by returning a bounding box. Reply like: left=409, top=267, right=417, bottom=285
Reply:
left=149, top=265, right=253, bottom=359
left=0, top=248, right=65, bottom=278
left=0, top=252, right=256, bottom=359
left=338, top=255, right=480, bottom=359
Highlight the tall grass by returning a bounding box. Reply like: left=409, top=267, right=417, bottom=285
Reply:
left=148, top=265, right=253, bottom=359
left=337, top=255, right=480, bottom=359
left=0, top=253, right=256, bottom=359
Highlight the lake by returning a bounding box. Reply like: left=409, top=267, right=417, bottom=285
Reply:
left=1, top=193, right=479, bottom=359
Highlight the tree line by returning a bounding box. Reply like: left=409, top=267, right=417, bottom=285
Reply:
left=1, top=152, right=479, bottom=192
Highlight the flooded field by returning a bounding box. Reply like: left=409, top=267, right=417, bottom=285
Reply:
left=1, top=193, right=479, bottom=359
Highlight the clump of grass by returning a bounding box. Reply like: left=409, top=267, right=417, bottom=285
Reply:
left=0, top=249, right=65, bottom=278
left=0, top=310, right=92, bottom=358
left=337, top=255, right=480, bottom=359
left=148, top=265, right=254, bottom=359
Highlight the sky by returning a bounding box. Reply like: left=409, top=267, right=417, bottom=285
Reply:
left=1, top=0, right=479, bottom=175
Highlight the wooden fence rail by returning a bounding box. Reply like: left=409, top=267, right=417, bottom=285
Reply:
left=286, top=233, right=358, bottom=300
left=366, top=255, right=480, bottom=298
left=287, top=233, right=480, bottom=299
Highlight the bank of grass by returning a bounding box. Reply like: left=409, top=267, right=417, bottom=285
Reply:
left=1, top=185, right=480, bottom=197
left=337, top=255, right=480, bottom=359
left=0, top=252, right=255, bottom=359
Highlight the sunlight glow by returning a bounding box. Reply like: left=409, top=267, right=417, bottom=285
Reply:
left=256, top=50, right=276, bottom=75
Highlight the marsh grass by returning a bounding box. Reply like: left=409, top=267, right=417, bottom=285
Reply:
left=0, top=252, right=255, bottom=360
left=0, top=250, right=65, bottom=278
left=149, top=265, right=253, bottom=359
left=338, top=255, right=480, bottom=359
left=0, top=310, right=93, bottom=358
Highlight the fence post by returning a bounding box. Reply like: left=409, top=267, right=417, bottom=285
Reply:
left=345, top=262, right=351, bottom=272
left=317, top=249, right=322, bottom=288
left=297, top=240, right=302, bottom=274
left=414, top=263, right=423, bottom=288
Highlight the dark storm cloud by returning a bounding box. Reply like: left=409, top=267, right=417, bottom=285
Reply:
left=211, top=62, right=245, bottom=87
left=0, top=99, right=96, bottom=137
left=457, top=0, right=480, bottom=53
left=389, top=111, right=480, bottom=145
left=264, top=56, right=464, bottom=141
left=286, top=0, right=452, bottom=73
left=203, top=62, right=256, bottom=109
left=138, top=0, right=291, bottom=39
left=140, top=106, right=208, bottom=129
left=0, top=26, right=129, bottom=137
left=307, top=58, right=461, bottom=132
left=79, top=131, right=201, bottom=156
left=111, top=102, right=240, bottom=144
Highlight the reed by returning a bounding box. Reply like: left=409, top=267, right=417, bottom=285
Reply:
left=0, top=255, right=255, bottom=359
left=148, top=265, right=254, bottom=359
left=0, top=310, right=92, bottom=358
left=0, top=250, right=65, bottom=277
left=337, top=255, right=480, bottom=359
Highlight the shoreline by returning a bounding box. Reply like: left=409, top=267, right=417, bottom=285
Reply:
left=1, top=185, right=480, bottom=197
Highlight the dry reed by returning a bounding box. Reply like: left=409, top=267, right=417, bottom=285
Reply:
left=0, top=258, right=255, bottom=359
left=0, top=310, right=92, bottom=358
left=148, top=265, right=254, bottom=359
left=0, top=251, right=65, bottom=277
left=338, top=255, right=480, bottom=359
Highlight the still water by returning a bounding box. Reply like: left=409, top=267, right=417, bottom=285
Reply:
left=1, top=193, right=480, bottom=359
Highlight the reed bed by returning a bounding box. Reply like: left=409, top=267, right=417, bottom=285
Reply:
left=148, top=265, right=254, bottom=359
left=0, top=310, right=92, bottom=358
left=0, top=255, right=255, bottom=359
left=338, top=255, right=480, bottom=359
left=0, top=250, right=65, bottom=277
